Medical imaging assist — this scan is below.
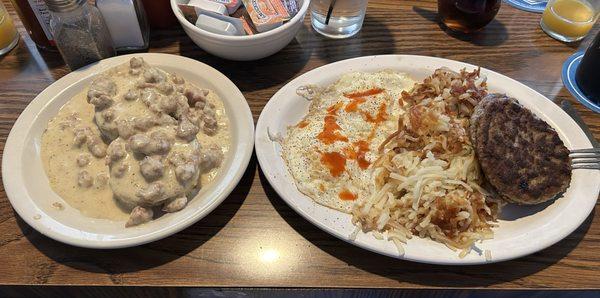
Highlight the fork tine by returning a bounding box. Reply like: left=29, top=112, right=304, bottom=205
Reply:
left=570, top=154, right=600, bottom=160
left=571, top=158, right=600, bottom=164
left=572, top=164, right=600, bottom=170
left=569, top=149, right=600, bottom=170
left=570, top=148, right=600, bottom=154
left=569, top=150, right=600, bottom=162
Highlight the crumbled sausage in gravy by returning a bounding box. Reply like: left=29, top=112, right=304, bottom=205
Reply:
left=41, top=57, right=230, bottom=227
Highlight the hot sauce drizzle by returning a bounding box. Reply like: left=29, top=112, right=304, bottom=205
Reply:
left=362, top=102, right=388, bottom=124
left=344, top=88, right=384, bottom=99
left=320, top=151, right=346, bottom=177
left=343, top=140, right=371, bottom=170
left=327, top=102, right=344, bottom=113
left=338, top=189, right=357, bottom=201
left=297, top=120, right=309, bottom=128
left=344, top=97, right=366, bottom=113
left=317, top=102, right=348, bottom=144
left=318, top=116, right=348, bottom=144
left=344, top=88, right=384, bottom=113
left=353, top=140, right=371, bottom=169
left=317, top=92, right=389, bottom=178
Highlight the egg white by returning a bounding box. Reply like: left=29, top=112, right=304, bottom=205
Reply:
left=282, top=71, right=415, bottom=213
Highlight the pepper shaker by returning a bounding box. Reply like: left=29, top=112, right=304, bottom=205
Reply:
left=96, top=0, right=149, bottom=52
left=45, top=0, right=115, bottom=70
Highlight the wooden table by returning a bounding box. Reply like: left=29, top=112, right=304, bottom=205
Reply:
left=1, top=0, right=599, bottom=290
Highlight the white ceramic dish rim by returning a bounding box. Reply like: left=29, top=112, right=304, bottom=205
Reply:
left=255, top=54, right=600, bottom=265
left=170, top=0, right=310, bottom=42
left=2, top=53, right=255, bottom=249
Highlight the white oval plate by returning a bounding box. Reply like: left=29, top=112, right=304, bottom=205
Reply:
left=2, top=53, right=254, bottom=249
left=255, top=55, right=600, bottom=265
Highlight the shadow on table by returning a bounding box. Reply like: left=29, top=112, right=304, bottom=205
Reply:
left=17, top=154, right=257, bottom=275
left=306, top=14, right=395, bottom=64
left=175, top=27, right=313, bottom=92
left=258, top=168, right=592, bottom=287
left=413, top=6, right=508, bottom=47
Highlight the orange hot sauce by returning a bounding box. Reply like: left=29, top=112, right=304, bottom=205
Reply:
left=339, top=189, right=357, bottom=201
left=344, top=88, right=384, bottom=99
left=320, top=151, right=346, bottom=177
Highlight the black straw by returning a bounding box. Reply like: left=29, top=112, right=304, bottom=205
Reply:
left=325, top=0, right=337, bottom=25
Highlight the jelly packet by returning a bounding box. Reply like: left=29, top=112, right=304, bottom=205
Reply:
left=241, top=0, right=283, bottom=32
left=269, top=0, right=291, bottom=21
left=282, top=0, right=299, bottom=16
left=231, top=7, right=259, bottom=35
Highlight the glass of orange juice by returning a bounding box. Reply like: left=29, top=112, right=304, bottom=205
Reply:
left=0, top=2, right=18, bottom=55
left=541, top=0, right=599, bottom=42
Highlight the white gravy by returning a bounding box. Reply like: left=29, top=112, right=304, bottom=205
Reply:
left=41, top=61, right=230, bottom=221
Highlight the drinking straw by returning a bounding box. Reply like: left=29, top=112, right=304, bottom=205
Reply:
left=325, top=0, right=337, bottom=25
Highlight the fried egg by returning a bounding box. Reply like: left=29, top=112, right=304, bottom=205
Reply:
left=282, top=70, right=415, bottom=213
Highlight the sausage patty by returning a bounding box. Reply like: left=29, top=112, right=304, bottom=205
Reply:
left=470, top=94, right=571, bottom=205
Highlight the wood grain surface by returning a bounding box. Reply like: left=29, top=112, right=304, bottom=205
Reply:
left=1, top=0, right=599, bottom=288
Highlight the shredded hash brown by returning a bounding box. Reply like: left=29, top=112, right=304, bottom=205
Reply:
left=351, top=68, right=501, bottom=257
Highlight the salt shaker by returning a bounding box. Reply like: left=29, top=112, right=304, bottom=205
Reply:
left=96, top=0, right=149, bottom=52
left=46, top=0, right=115, bottom=70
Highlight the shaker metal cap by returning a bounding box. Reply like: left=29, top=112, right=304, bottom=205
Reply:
left=45, top=0, right=87, bottom=12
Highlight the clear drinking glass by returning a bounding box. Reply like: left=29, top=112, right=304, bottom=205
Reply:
left=311, top=0, right=369, bottom=38
left=0, top=2, right=19, bottom=56
left=540, top=0, right=600, bottom=42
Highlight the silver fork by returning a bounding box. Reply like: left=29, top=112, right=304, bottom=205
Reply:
left=570, top=148, right=600, bottom=170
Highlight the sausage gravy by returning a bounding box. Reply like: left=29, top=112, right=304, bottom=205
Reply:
left=41, top=57, right=230, bottom=227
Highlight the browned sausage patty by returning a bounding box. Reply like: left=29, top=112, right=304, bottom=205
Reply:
left=470, top=94, right=571, bottom=205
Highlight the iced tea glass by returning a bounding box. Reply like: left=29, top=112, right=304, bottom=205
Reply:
left=438, top=0, right=501, bottom=33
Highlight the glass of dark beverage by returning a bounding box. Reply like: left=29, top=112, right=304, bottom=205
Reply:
left=576, top=31, right=600, bottom=105
left=438, top=0, right=502, bottom=33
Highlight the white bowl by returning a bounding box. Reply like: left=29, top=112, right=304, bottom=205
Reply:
left=171, top=0, right=310, bottom=61
left=2, top=53, right=255, bottom=248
